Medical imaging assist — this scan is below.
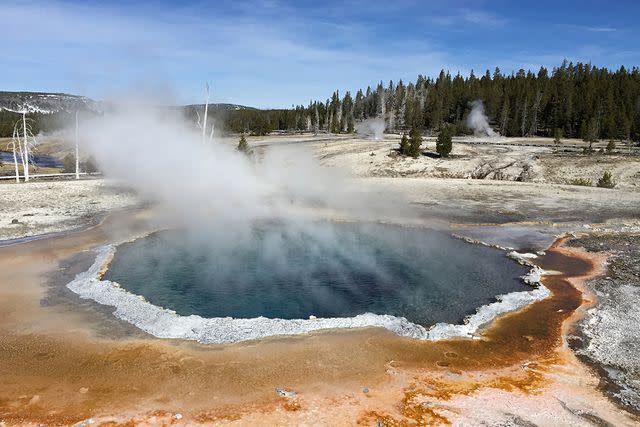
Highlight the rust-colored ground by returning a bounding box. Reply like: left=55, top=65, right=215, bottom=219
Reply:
left=0, top=214, right=636, bottom=425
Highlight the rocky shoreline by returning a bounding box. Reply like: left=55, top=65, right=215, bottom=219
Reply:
left=568, top=233, right=640, bottom=414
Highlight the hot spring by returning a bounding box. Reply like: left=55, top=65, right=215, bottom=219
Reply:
left=101, top=221, right=532, bottom=330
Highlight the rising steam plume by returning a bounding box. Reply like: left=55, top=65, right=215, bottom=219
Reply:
left=466, top=100, right=498, bottom=137
left=355, top=118, right=386, bottom=140
left=78, top=97, right=412, bottom=227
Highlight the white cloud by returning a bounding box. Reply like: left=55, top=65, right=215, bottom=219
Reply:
left=560, top=24, right=617, bottom=33
left=429, top=8, right=507, bottom=28
left=0, top=0, right=456, bottom=107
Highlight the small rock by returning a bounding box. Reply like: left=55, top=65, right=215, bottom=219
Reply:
left=11, top=219, right=19, bottom=224
left=28, top=395, right=40, bottom=405
left=362, top=387, right=369, bottom=394
left=79, top=387, right=89, bottom=394
left=173, top=413, right=183, bottom=420
left=308, top=315, right=317, bottom=320
left=275, top=388, right=297, bottom=398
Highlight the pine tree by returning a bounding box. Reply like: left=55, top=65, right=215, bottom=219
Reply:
left=583, top=117, right=599, bottom=153
left=553, top=128, right=562, bottom=144
left=399, top=132, right=409, bottom=155
left=237, top=134, right=251, bottom=156
left=436, top=125, right=453, bottom=157
left=407, top=126, right=422, bottom=158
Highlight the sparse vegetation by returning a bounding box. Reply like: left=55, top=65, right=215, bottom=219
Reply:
left=62, top=154, right=97, bottom=174
left=82, top=156, right=98, bottom=173
left=606, top=139, right=616, bottom=153
left=597, top=171, right=616, bottom=189
left=62, top=154, right=75, bottom=173
left=569, top=178, right=592, bottom=186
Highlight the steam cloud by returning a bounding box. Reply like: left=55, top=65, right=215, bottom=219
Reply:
left=78, top=98, right=412, bottom=228
left=466, top=100, right=498, bottom=138
left=64, top=96, right=547, bottom=338
left=355, top=118, right=385, bottom=140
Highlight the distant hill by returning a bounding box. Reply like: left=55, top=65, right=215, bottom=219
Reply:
left=0, top=91, right=257, bottom=137
left=0, top=91, right=254, bottom=115
left=174, top=103, right=255, bottom=113
left=0, top=91, right=101, bottom=114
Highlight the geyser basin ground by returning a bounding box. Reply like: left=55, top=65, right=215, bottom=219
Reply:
left=94, top=221, right=540, bottom=341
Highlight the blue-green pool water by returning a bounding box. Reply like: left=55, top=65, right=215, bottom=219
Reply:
left=103, top=222, right=529, bottom=326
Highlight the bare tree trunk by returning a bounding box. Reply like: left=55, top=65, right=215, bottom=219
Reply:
left=22, top=112, right=29, bottom=182
left=75, top=111, right=80, bottom=179
left=10, top=141, right=20, bottom=183
left=15, top=125, right=25, bottom=170
left=202, top=83, right=209, bottom=144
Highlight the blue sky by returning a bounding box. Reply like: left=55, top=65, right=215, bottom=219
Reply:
left=1, top=0, right=639, bottom=108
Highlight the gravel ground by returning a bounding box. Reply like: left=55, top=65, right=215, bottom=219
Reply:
left=299, top=135, right=640, bottom=191
left=0, top=179, right=139, bottom=241
left=568, top=233, right=640, bottom=413
left=367, top=177, right=640, bottom=225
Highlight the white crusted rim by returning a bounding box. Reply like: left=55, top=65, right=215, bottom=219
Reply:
left=66, top=245, right=550, bottom=344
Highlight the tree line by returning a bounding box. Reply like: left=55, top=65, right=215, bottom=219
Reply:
left=224, top=61, right=640, bottom=141
left=0, top=110, right=74, bottom=137
left=2, top=61, right=639, bottom=141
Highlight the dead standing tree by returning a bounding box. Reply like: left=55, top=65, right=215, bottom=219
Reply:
left=195, top=83, right=215, bottom=144
left=7, top=133, right=20, bottom=183
left=75, top=111, right=80, bottom=179
left=9, top=112, right=37, bottom=182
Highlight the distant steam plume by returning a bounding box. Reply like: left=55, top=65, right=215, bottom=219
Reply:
left=356, top=118, right=385, bottom=140
left=466, top=100, right=498, bottom=137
